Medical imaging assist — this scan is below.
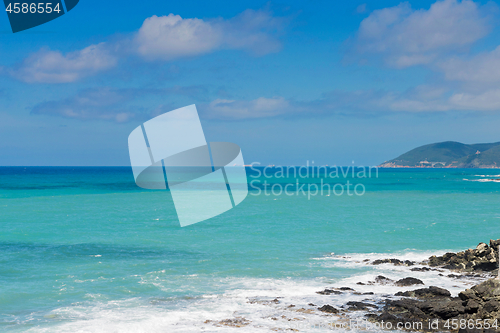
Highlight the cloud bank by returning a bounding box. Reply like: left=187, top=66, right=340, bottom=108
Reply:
left=135, top=9, right=282, bottom=61
left=11, top=9, right=284, bottom=83
left=353, top=0, right=492, bottom=68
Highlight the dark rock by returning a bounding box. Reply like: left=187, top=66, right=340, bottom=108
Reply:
left=375, top=275, right=393, bottom=284
left=318, top=304, right=339, bottom=313
left=474, top=261, right=498, bottom=271
left=339, top=287, right=355, bottom=291
left=411, top=267, right=432, bottom=272
left=372, top=258, right=415, bottom=266
left=346, top=301, right=377, bottom=311
left=374, top=298, right=428, bottom=325
left=356, top=282, right=366, bottom=285
left=426, top=239, right=500, bottom=272
left=471, top=278, right=500, bottom=300
left=316, top=289, right=342, bottom=295
left=396, top=286, right=451, bottom=298
left=490, top=239, right=500, bottom=249
left=363, top=292, right=374, bottom=295
left=429, top=298, right=465, bottom=319
left=395, top=277, right=424, bottom=286
left=376, top=278, right=500, bottom=331
left=459, top=288, right=481, bottom=302
left=483, top=299, right=500, bottom=313
left=464, top=299, right=481, bottom=313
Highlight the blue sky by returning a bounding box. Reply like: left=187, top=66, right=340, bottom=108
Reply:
left=1, top=0, right=500, bottom=166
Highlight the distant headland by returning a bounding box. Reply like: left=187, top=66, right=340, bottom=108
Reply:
left=379, top=141, right=500, bottom=168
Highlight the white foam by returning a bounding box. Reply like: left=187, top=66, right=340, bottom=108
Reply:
left=21, top=251, right=491, bottom=333
left=314, top=250, right=488, bottom=297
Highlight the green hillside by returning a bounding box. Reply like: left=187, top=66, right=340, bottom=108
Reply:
left=379, top=141, right=500, bottom=168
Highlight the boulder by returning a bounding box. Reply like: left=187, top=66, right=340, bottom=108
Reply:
left=395, top=277, right=424, bottom=286
left=372, top=258, right=415, bottom=266
left=426, top=239, right=500, bottom=272
left=346, top=301, right=377, bottom=311
left=318, top=304, right=339, bottom=313
left=375, top=275, right=393, bottom=284
left=316, top=288, right=342, bottom=295
left=396, top=286, right=451, bottom=298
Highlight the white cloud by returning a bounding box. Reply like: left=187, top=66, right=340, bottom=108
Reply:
left=203, top=97, right=289, bottom=119
left=12, top=9, right=283, bottom=83
left=221, top=9, right=283, bottom=56
left=326, top=86, right=500, bottom=113
left=135, top=14, right=223, bottom=61
left=31, top=88, right=139, bottom=122
left=354, top=0, right=491, bottom=67
left=440, top=46, right=500, bottom=84
left=134, top=9, right=282, bottom=61
left=449, top=89, right=500, bottom=110
left=11, top=43, right=116, bottom=83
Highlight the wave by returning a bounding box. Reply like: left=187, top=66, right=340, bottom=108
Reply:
left=464, top=178, right=500, bottom=182
left=18, top=250, right=490, bottom=333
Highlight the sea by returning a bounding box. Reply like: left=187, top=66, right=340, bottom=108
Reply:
left=1, top=166, right=499, bottom=332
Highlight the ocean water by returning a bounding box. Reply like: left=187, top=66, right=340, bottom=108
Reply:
left=1, top=167, right=499, bottom=332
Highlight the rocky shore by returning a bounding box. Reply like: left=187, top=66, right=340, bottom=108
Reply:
left=202, top=239, right=500, bottom=332
left=316, top=239, right=500, bottom=332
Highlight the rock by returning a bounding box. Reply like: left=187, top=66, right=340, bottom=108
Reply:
left=395, top=277, right=424, bottom=286
left=206, top=317, right=250, bottom=327
left=464, top=299, right=481, bottom=313
left=396, top=286, right=451, bottom=298
left=471, top=278, right=500, bottom=299
left=318, top=304, right=339, bottom=313
left=346, top=301, right=377, bottom=311
left=339, top=287, right=355, bottom=291
left=356, top=282, right=365, bottom=285
left=377, top=278, right=500, bottom=331
left=477, top=242, right=489, bottom=255
left=411, top=267, right=432, bottom=272
left=491, top=239, right=500, bottom=249
left=429, top=253, right=455, bottom=266
left=375, top=275, right=393, bottom=284
left=429, top=298, right=465, bottom=319
left=426, top=239, right=500, bottom=272
left=316, top=289, right=342, bottom=295
left=459, top=288, right=481, bottom=302
left=372, top=258, right=415, bottom=266
left=371, top=298, right=429, bottom=325
left=473, top=261, right=498, bottom=271
left=483, top=299, right=500, bottom=313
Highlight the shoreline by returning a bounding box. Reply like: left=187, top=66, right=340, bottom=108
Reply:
left=201, top=240, right=500, bottom=332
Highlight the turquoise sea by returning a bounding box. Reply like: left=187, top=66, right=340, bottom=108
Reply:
left=1, top=167, right=499, bottom=332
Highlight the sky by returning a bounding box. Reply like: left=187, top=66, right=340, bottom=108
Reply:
left=1, top=0, right=500, bottom=166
